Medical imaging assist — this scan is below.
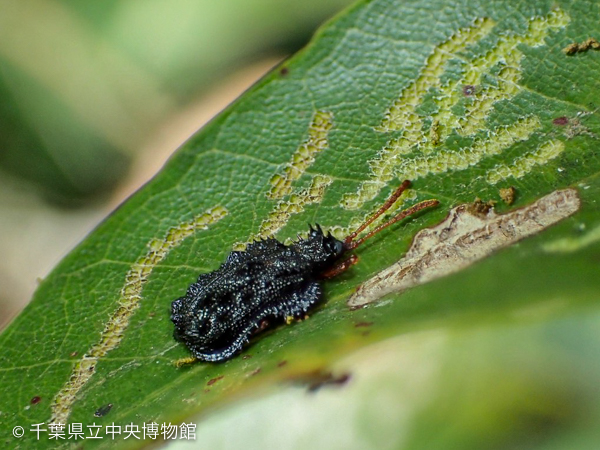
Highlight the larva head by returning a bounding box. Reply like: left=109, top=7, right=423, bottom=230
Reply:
left=291, top=224, right=345, bottom=269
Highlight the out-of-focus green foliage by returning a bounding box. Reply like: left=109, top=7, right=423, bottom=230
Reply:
left=0, top=0, right=352, bottom=203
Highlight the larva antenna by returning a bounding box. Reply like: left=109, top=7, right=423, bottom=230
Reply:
left=344, top=180, right=439, bottom=251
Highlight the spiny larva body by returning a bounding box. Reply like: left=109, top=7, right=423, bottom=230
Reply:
left=171, top=226, right=343, bottom=362
left=171, top=180, right=438, bottom=362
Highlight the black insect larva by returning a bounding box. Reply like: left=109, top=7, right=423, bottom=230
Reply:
left=171, top=180, right=438, bottom=362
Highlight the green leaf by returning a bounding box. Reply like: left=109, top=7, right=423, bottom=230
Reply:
left=2, top=0, right=600, bottom=448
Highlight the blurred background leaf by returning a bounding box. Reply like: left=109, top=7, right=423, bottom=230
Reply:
left=0, top=0, right=353, bottom=202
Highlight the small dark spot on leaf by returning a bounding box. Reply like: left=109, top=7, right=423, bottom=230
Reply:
left=553, top=116, right=569, bottom=126
left=277, top=360, right=288, bottom=368
left=207, top=375, right=224, bottom=386
left=94, top=403, right=113, bottom=417
left=30, top=396, right=41, bottom=405
left=354, top=321, right=374, bottom=328
left=463, top=85, right=476, bottom=96
left=429, top=120, right=440, bottom=146
left=149, top=312, right=156, bottom=317
left=280, top=67, right=289, bottom=76
left=307, top=372, right=351, bottom=392
left=242, top=354, right=253, bottom=360
left=249, top=368, right=262, bottom=377
left=290, top=370, right=352, bottom=392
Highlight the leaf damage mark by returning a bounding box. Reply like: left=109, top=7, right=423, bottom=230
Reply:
left=49, top=206, right=228, bottom=425
left=235, top=111, right=335, bottom=248
left=343, top=9, right=570, bottom=210
left=377, top=17, right=496, bottom=133
left=551, top=112, right=598, bottom=139
left=486, top=140, right=565, bottom=184
left=563, top=37, right=600, bottom=55
left=499, top=186, right=517, bottom=205
left=348, top=189, right=580, bottom=308
left=268, top=110, right=333, bottom=199
left=247, top=174, right=333, bottom=245
left=343, top=17, right=495, bottom=210
left=395, top=116, right=541, bottom=182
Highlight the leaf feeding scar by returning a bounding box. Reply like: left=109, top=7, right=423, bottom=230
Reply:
left=171, top=180, right=439, bottom=362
